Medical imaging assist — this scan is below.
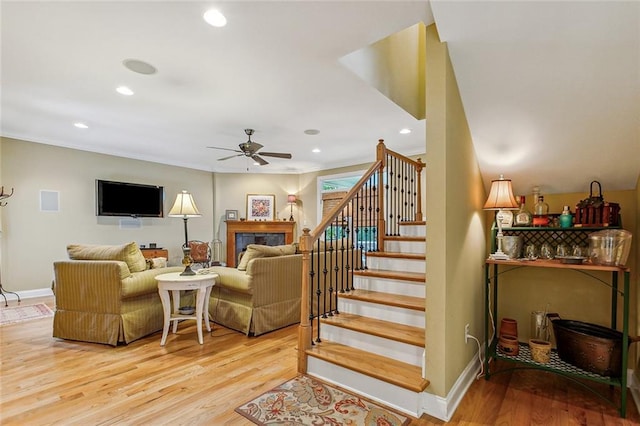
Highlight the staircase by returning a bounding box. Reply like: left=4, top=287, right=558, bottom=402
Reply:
left=305, top=221, right=429, bottom=416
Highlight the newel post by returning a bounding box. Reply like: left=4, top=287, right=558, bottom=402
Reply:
left=415, top=157, right=425, bottom=221
left=376, top=139, right=387, bottom=247
left=297, top=228, right=312, bottom=374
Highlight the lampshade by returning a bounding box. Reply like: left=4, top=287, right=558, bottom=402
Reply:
left=168, top=191, right=201, bottom=217
left=287, top=194, right=297, bottom=204
left=483, top=175, right=519, bottom=210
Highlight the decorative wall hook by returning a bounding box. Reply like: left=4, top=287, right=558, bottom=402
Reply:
left=0, top=186, right=14, bottom=206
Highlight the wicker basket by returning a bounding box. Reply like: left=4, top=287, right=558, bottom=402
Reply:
left=529, top=339, right=551, bottom=363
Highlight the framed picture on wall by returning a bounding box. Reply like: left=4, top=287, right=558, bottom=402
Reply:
left=225, top=209, right=238, bottom=221
left=246, top=194, right=275, bottom=221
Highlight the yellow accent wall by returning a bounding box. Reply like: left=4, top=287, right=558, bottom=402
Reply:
left=492, top=190, right=637, bottom=354
left=341, top=23, right=426, bottom=120
left=424, top=24, right=487, bottom=396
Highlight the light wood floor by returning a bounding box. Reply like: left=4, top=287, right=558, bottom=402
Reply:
left=1, top=297, right=638, bottom=425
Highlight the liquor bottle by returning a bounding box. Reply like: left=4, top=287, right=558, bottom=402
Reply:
left=513, top=195, right=533, bottom=226
left=532, top=195, right=549, bottom=227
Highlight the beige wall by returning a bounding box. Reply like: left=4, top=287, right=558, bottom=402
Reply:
left=1, top=137, right=214, bottom=292
left=424, top=24, right=487, bottom=397
left=212, top=172, right=300, bottom=260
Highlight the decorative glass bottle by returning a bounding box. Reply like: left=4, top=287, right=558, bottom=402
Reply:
left=513, top=195, right=533, bottom=226
left=559, top=205, right=573, bottom=228
left=532, top=195, right=549, bottom=227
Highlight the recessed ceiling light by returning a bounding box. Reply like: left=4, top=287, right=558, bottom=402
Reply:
left=253, top=161, right=260, bottom=166
left=312, top=148, right=321, bottom=153
left=399, top=128, right=412, bottom=134
left=304, top=129, right=320, bottom=135
left=74, top=122, right=88, bottom=129
left=123, top=59, right=157, bottom=75
left=116, top=86, right=134, bottom=96
left=203, top=9, right=227, bottom=27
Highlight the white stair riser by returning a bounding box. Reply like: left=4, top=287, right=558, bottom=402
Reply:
left=307, top=358, right=421, bottom=417
left=399, top=224, right=426, bottom=237
left=384, top=240, right=425, bottom=255
left=338, top=298, right=425, bottom=328
left=366, top=256, right=425, bottom=273
left=354, top=276, right=425, bottom=298
left=320, top=324, right=423, bottom=366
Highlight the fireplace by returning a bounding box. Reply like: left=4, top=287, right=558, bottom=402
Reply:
left=225, top=220, right=295, bottom=267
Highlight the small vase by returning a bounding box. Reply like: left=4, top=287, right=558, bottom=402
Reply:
left=498, top=335, right=519, bottom=356
left=500, top=318, right=518, bottom=339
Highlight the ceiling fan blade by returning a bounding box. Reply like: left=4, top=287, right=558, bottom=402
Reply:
left=217, top=154, right=244, bottom=161
left=251, top=154, right=269, bottom=166
left=208, top=146, right=242, bottom=153
left=258, top=152, right=292, bottom=159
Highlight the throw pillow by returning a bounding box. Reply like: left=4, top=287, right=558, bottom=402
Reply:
left=67, top=242, right=147, bottom=273
left=236, top=243, right=297, bottom=271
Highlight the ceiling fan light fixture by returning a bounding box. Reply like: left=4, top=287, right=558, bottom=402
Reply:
left=312, top=148, right=321, bottom=153
left=73, top=122, right=88, bottom=129
left=203, top=9, right=227, bottom=27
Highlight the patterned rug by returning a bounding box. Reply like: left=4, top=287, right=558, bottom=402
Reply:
left=235, top=375, right=411, bottom=425
left=0, top=303, right=54, bottom=326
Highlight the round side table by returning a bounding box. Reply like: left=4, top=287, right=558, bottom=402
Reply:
left=156, top=271, right=218, bottom=345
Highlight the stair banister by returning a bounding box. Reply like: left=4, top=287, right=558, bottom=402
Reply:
left=297, top=139, right=425, bottom=375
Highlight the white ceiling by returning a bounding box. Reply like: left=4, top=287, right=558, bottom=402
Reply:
left=2, top=1, right=639, bottom=196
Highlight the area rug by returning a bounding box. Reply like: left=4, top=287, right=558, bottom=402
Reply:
left=235, top=375, right=411, bottom=425
left=0, top=303, right=54, bottom=326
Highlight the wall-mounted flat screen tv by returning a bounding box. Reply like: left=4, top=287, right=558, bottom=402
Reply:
left=96, top=179, right=164, bottom=217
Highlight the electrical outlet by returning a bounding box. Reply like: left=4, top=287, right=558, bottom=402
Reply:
left=465, top=324, right=470, bottom=343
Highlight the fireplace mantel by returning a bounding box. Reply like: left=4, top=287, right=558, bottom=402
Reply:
left=226, top=220, right=295, bottom=267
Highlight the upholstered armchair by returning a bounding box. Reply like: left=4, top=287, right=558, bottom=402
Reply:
left=53, top=242, right=182, bottom=346
left=206, top=243, right=301, bottom=336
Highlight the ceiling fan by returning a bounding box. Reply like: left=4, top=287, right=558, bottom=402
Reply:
left=207, top=129, right=292, bottom=166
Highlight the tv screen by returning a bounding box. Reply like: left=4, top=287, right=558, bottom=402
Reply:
left=96, top=179, right=164, bottom=217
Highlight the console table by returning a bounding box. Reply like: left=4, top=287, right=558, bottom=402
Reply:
left=140, top=248, right=168, bottom=259
left=226, top=220, right=295, bottom=267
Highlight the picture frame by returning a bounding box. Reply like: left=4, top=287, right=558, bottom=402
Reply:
left=225, top=209, right=238, bottom=221
left=246, top=194, right=275, bottom=221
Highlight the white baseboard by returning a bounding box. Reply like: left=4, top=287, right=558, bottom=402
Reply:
left=1, top=287, right=54, bottom=302
left=420, top=346, right=483, bottom=422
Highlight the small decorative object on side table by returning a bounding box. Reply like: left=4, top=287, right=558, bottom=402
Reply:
left=155, top=271, right=218, bottom=345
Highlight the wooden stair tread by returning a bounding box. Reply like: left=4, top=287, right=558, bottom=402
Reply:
left=320, top=313, right=425, bottom=347
left=366, top=251, right=425, bottom=260
left=399, top=221, right=426, bottom=226
left=384, top=235, right=425, bottom=242
left=340, top=289, right=425, bottom=311
left=354, top=269, right=425, bottom=282
left=306, top=341, right=430, bottom=393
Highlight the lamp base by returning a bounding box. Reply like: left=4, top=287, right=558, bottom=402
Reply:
left=489, top=251, right=511, bottom=261
left=289, top=215, right=294, bottom=221
left=180, top=246, right=196, bottom=276
left=180, top=265, right=196, bottom=276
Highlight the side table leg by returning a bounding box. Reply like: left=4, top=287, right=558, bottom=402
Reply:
left=204, top=284, right=213, bottom=332
left=171, top=290, right=180, bottom=334
left=159, top=289, right=171, bottom=346
left=195, top=287, right=205, bottom=344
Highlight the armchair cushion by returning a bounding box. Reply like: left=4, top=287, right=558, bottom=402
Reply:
left=237, top=243, right=297, bottom=271
left=67, top=242, right=147, bottom=273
